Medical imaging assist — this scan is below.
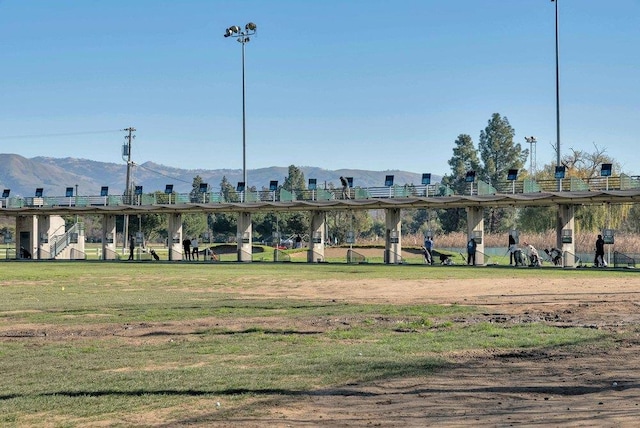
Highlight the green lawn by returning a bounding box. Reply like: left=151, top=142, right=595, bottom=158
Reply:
left=0, top=262, right=623, bottom=426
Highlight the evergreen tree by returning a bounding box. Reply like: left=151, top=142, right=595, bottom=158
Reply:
left=478, top=113, right=528, bottom=185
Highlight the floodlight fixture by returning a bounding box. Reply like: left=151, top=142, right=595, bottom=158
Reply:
left=600, top=163, right=612, bottom=177
left=224, top=21, right=258, bottom=193
left=465, top=171, right=476, bottom=183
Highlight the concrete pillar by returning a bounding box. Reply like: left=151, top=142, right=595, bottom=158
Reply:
left=102, top=214, right=117, bottom=260
left=36, top=215, right=49, bottom=260
left=237, top=211, right=252, bottom=262
left=466, top=207, right=485, bottom=265
left=557, top=204, right=576, bottom=267
left=385, top=208, right=402, bottom=264
left=167, top=213, right=183, bottom=261
left=307, top=210, right=325, bottom=262
left=16, top=215, right=38, bottom=260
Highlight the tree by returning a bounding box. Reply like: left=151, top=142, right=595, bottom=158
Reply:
left=444, top=134, right=481, bottom=194
left=282, top=165, right=306, bottom=191
left=189, top=175, right=206, bottom=202
left=478, top=113, right=528, bottom=185
left=440, top=134, right=480, bottom=232
left=211, top=176, right=238, bottom=237
left=220, top=176, right=239, bottom=202
left=535, top=143, right=628, bottom=233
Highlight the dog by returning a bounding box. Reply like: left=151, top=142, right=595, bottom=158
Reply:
left=150, top=249, right=160, bottom=261
left=439, top=253, right=453, bottom=265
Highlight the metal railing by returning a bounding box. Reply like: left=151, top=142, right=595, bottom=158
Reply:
left=613, top=251, right=636, bottom=268
left=5, top=175, right=640, bottom=209
left=103, top=247, right=121, bottom=260
left=347, top=249, right=367, bottom=264
left=50, top=223, right=82, bottom=258
left=273, top=248, right=290, bottom=262
left=70, top=248, right=86, bottom=260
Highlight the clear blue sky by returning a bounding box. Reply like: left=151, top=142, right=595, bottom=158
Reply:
left=1, top=0, right=638, bottom=177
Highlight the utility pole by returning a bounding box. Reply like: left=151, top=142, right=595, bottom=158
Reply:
left=122, top=127, right=136, bottom=251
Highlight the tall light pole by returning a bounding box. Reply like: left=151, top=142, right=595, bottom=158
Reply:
left=524, top=136, right=537, bottom=176
left=122, top=127, right=135, bottom=251
left=552, top=0, right=561, bottom=189
left=224, top=22, right=257, bottom=191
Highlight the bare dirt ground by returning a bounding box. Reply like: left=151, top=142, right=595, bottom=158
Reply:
left=216, top=251, right=640, bottom=427
left=5, top=253, right=640, bottom=427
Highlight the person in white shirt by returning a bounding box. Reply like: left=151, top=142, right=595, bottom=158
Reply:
left=191, top=237, right=199, bottom=261
left=523, top=242, right=540, bottom=267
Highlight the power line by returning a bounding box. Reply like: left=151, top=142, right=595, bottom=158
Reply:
left=136, top=163, right=193, bottom=185
left=0, top=129, right=123, bottom=140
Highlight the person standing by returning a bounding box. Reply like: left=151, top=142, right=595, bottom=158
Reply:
left=182, top=237, right=191, bottom=261
left=595, top=234, right=605, bottom=267
left=191, top=236, right=199, bottom=261
left=466, top=238, right=477, bottom=266
left=423, top=235, right=434, bottom=265
left=340, top=176, right=351, bottom=199
left=508, top=233, right=516, bottom=265
left=128, top=235, right=135, bottom=261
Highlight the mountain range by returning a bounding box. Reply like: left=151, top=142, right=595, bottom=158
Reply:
left=0, top=154, right=441, bottom=197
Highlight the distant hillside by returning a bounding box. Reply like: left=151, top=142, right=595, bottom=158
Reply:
left=0, top=154, right=441, bottom=197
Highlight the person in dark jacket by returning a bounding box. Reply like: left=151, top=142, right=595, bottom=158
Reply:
left=182, top=237, right=191, bottom=261
left=128, top=235, right=135, bottom=260
left=466, top=238, right=477, bottom=266
left=595, top=234, right=605, bottom=267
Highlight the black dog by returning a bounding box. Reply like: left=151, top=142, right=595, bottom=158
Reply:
left=439, top=253, right=453, bottom=265
left=150, top=249, right=160, bottom=261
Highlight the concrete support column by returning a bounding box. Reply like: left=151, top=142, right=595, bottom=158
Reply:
left=237, top=211, right=252, bottom=262
left=16, top=215, right=38, bottom=260
left=308, top=210, right=325, bottom=262
left=466, top=207, right=485, bottom=265
left=385, top=208, right=402, bottom=264
left=36, top=215, right=49, bottom=260
left=102, top=215, right=117, bottom=260
left=167, top=213, right=183, bottom=261
left=557, top=204, right=576, bottom=267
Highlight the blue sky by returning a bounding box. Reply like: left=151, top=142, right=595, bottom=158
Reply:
left=0, top=0, right=638, bottom=177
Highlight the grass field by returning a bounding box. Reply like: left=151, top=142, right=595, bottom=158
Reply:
left=0, top=262, right=636, bottom=426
